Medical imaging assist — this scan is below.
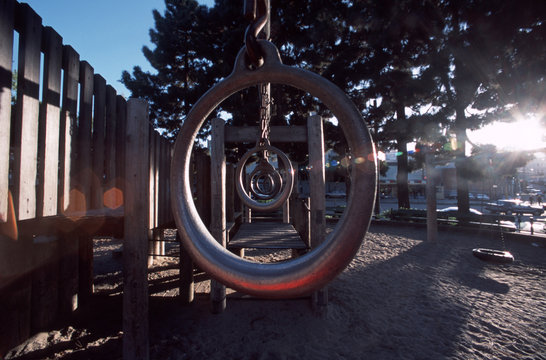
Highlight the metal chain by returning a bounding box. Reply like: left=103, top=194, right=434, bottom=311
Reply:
left=244, top=0, right=269, bottom=68
left=244, top=1, right=273, bottom=149
left=259, top=83, right=272, bottom=146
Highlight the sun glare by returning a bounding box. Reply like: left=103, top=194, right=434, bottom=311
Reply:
left=469, top=117, right=545, bottom=152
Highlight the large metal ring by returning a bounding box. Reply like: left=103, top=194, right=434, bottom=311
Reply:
left=171, top=40, right=376, bottom=298
left=236, top=145, right=293, bottom=211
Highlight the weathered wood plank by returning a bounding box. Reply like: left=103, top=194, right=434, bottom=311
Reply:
left=58, top=234, right=79, bottom=319
left=91, top=74, right=106, bottom=209
left=73, top=61, right=93, bottom=212
left=37, top=27, right=62, bottom=217
left=307, top=115, right=326, bottom=248
left=194, top=152, right=211, bottom=228
left=58, top=45, right=79, bottom=214
left=57, top=45, right=80, bottom=319
left=104, top=85, right=118, bottom=208
left=0, top=0, right=15, bottom=222
left=226, top=163, right=235, bottom=223
left=123, top=98, right=150, bottom=360
left=228, top=222, right=307, bottom=249
left=224, top=125, right=307, bottom=143
left=307, top=115, right=327, bottom=314
left=76, top=62, right=94, bottom=303
left=16, top=207, right=123, bottom=238
left=158, top=138, right=169, bottom=227
left=13, top=3, right=42, bottom=220
left=210, top=118, right=226, bottom=313
left=179, top=233, right=194, bottom=305
left=147, top=132, right=157, bottom=266
left=148, top=131, right=156, bottom=232
left=115, top=95, right=127, bottom=201
left=31, top=235, right=59, bottom=332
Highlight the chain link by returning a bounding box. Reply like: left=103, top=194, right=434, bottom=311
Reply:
left=244, top=0, right=269, bottom=68
left=259, top=83, right=272, bottom=146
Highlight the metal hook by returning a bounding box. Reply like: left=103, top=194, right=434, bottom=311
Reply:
left=244, top=0, right=269, bottom=68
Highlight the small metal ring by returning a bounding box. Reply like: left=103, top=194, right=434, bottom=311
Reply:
left=236, top=145, right=293, bottom=211
left=171, top=40, right=377, bottom=298
left=248, top=163, right=282, bottom=200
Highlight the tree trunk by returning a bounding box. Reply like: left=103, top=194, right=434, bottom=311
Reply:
left=395, top=103, right=410, bottom=209
left=454, top=113, right=470, bottom=215
left=396, top=139, right=411, bottom=209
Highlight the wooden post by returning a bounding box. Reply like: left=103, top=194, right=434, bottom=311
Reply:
left=194, top=152, right=211, bottom=227
left=37, top=29, right=63, bottom=329
left=104, top=85, right=117, bottom=208
left=58, top=45, right=79, bottom=214
left=226, top=164, right=235, bottom=223
left=147, top=133, right=157, bottom=267
left=1, top=5, right=42, bottom=351
left=37, top=27, right=62, bottom=218
left=307, top=115, right=327, bottom=315
left=13, top=3, right=42, bottom=221
left=58, top=235, right=79, bottom=319
left=210, top=118, right=226, bottom=313
left=31, top=236, right=59, bottom=332
left=76, top=61, right=94, bottom=303
left=179, top=232, right=194, bottom=305
left=91, top=74, right=106, bottom=210
left=58, top=45, right=80, bottom=319
left=0, top=0, right=15, bottom=222
left=425, top=151, right=437, bottom=242
left=123, top=99, right=150, bottom=360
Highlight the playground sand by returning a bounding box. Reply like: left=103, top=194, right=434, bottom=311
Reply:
left=5, top=223, right=546, bottom=359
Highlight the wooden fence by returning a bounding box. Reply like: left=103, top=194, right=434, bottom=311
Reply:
left=0, top=2, right=172, bottom=358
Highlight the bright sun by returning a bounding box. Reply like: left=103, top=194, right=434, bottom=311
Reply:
left=469, top=117, right=545, bottom=152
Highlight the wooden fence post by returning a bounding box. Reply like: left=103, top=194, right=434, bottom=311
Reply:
left=0, top=0, right=14, bottom=223
left=58, top=45, right=80, bottom=320
left=210, top=118, right=226, bottom=313
left=123, top=98, right=150, bottom=360
left=307, top=115, right=327, bottom=315
left=76, top=61, right=94, bottom=303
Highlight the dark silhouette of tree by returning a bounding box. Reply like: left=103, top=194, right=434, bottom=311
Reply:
left=122, top=0, right=545, bottom=210
left=121, top=0, right=218, bottom=138
left=426, top=0, right=545, bottom=214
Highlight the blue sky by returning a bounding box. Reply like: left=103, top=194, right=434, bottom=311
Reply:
left=22, top=0, right=214, bottom=97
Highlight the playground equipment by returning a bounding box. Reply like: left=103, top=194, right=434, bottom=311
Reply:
left=171, top=0, right=377, bottom=300
left=472, top=208, right=515, bottom=264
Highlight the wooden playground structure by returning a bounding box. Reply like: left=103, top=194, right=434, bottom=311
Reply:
left=1, top=1, right=377, bottom=359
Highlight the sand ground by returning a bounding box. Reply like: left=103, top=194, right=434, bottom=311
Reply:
left=5, top=223, right=546, bottom=360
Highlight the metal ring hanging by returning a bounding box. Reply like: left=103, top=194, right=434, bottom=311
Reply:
left=171, top=40, right=377, bottom=298
left=248, top=159, right=283, bottom=200
left=236, top=144, right=293, bottom=211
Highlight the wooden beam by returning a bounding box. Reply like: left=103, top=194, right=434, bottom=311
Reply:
left=224, top=125, right=307, bottom=143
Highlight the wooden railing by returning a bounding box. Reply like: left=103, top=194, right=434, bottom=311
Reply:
left=0, top=2, right=172, bottom=358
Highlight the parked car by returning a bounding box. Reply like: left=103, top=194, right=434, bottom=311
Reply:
left=485, top=199, right=544, bottom=216
left=437, top=206, right=516, bottom=231
left=437, top=206, right=517, bottom=230
left=438, top=206, right=482, bottom=215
